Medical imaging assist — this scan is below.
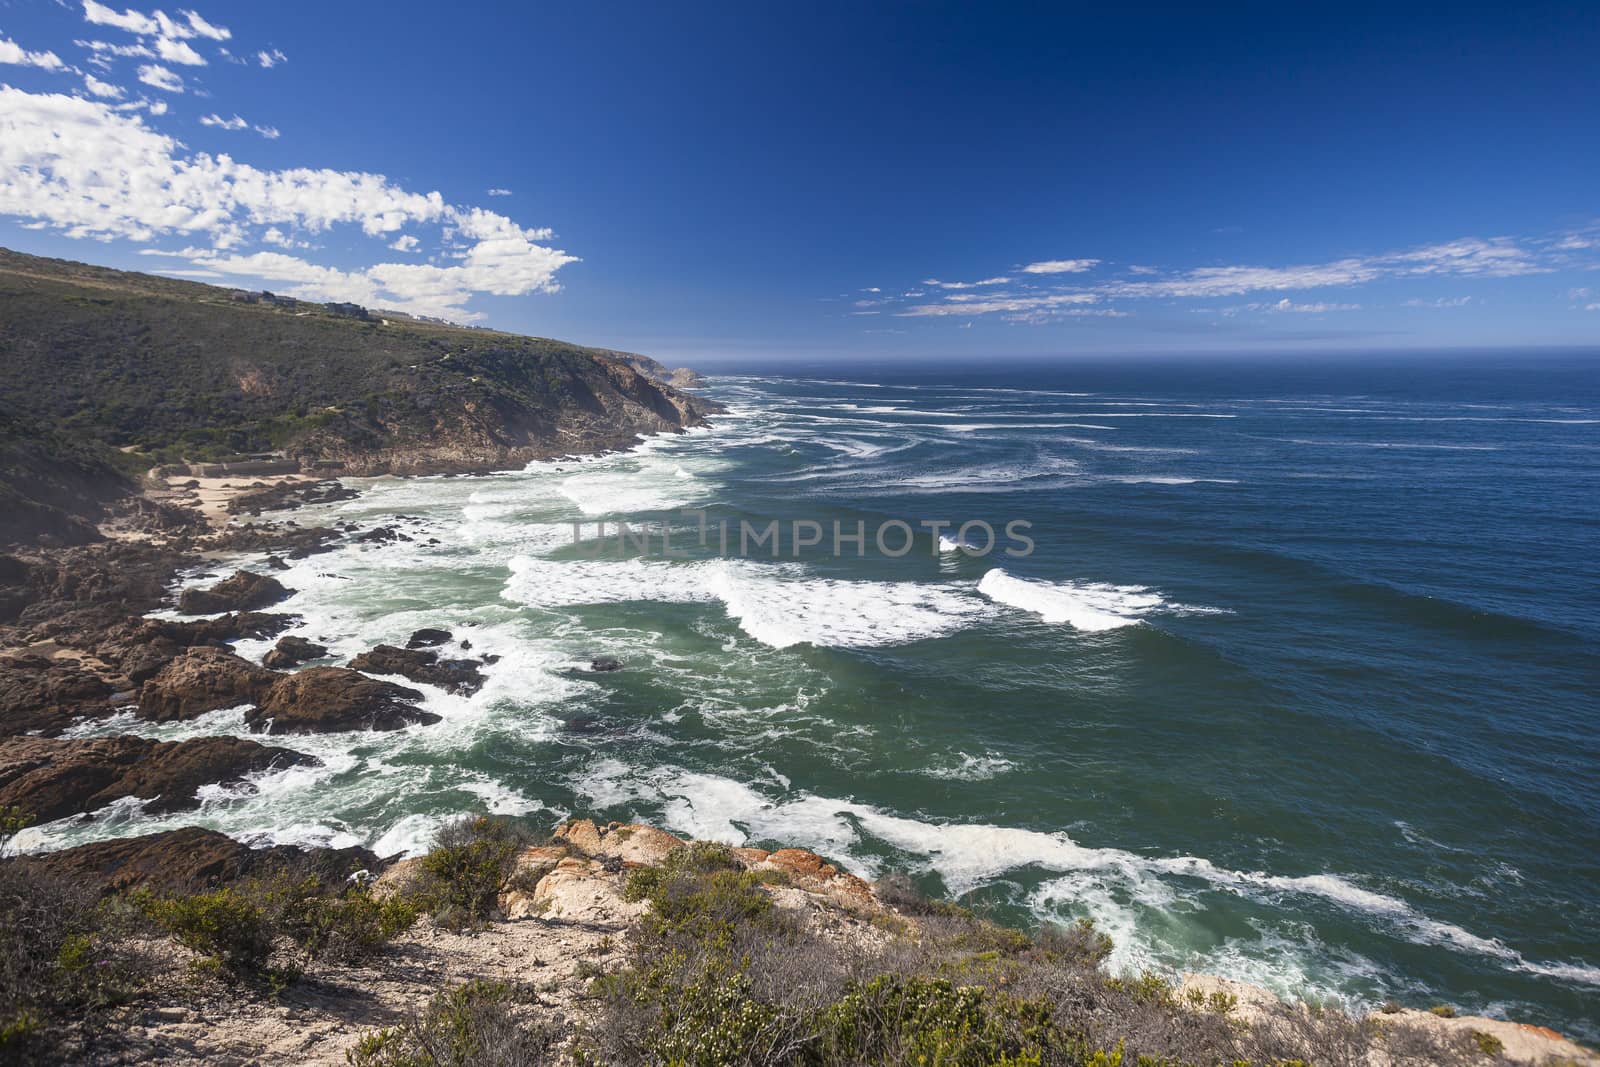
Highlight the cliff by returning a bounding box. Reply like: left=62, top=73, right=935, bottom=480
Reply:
left=0, top=247, right=718, bottom=542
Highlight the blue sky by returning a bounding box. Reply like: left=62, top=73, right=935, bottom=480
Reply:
left=0, top=1, right=1597, bottom=363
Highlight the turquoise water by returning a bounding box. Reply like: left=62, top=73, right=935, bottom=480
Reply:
left=35, top=353, right=1600, bottom=1036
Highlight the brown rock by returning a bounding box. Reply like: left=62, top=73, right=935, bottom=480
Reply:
left=0, top=734, right=316, bottom=823
left=137, top=646, right=278, bottom=722
left=0, top=652, right=114, bottom=735
left=177, top=570, right=290, bottom=614
left=406, top=627, right=452, bottom=648
left=25, top=826, right=380, bottom=896
left=263, top=635, right=327, bottom=669
left=348, top=644, right=484, bottom=694
left=553, top=819, right=684, bottom=866
left=246, top=666, right=439, bottom=733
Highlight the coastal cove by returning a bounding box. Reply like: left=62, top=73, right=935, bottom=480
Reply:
left=6, top=355, right=1597, bottom=1049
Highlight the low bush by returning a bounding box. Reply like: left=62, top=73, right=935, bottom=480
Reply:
left=0, top=858, right=152, bottom=1061
left=347, top=979, right=561, bottom=1066
left=408, top=817, right=532, bottom=932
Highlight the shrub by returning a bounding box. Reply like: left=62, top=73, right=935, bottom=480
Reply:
left=1471, top=1029, right=1504, bottom=1056
left=409, top=817, right=532, bottom=932
left=347, top=979, right=561, bottom=1066
left=146, top=873, right=417, bottom=980
left=145, top=884, right=275, bottom=977
left=1035, top=918, right=1114, bottom=967
left=0, top=858, right=151, bottom=1060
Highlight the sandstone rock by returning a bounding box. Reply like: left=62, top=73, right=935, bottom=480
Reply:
left=246, top=666, right=439, bottom=733
left=347, top=644, right=484, bottom=694
left=515, top=855, right=645, bottom=925
left=0, top=652, right=113, bottom=735
left=755, top=848, right=877, bottom=908
left=406, top=627, right=451, bottom=648
left=177, top=570, right=290, bottom=614
left=138, top=646, right=278, bottom=722
left=501, top=845, right=577, bottom=919
left=263, top=635, right=328, bottom=669
left=554, top=819, right=684, bottom=866
left=25, top=826, right=379, bottom=896
left=0, top=734, right=316, bottom=823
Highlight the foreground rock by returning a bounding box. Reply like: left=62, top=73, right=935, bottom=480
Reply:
left=0, top=651, right=114, bottom=735
left=137, top=646, right=279, bottom=722
left=263, top=634, right=328, bottom=669
left=0, top=735, right=316, bottom=823
left=246, top=666, right=439, bottom=733
left=25, top=826, right=380, bottom=896
left=348, top=644, right=485, bottom=694
left=176, top=570, right=290, bottom=614
left=405, top=627, right=451, bottom=648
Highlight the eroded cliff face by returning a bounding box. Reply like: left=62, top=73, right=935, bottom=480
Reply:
left=0, top=247, right=720, bottom=535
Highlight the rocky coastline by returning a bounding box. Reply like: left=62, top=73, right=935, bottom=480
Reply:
left=0, top=464, right=1594, bottom=1063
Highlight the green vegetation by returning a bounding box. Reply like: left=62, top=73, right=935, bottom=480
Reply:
left=347, top=979, right=562, bottom=1066
left=0, top=247, right=709, bottom=544
left=405, top=815, right=533, bottom=932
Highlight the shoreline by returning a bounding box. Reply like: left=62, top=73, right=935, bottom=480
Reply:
left=2, top=439, right=1596, bottom=1060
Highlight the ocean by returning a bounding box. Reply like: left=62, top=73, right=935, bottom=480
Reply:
left=31, top=351, right=1600, bottom=1037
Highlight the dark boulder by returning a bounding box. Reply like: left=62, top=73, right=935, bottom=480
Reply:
left=348, top=644, right=485, bottom=695
left=591, top=656, right=624, bottom=672
left=137, top=646, right=278, bottom=722
left=0, top=652, right=114, bottom=736
left=177, top=570, right=290, bottom=614
left=406, top=627, right=451, bottom=648
left=24, top=826, right=381, bottom=896
left=0, top=735, right=316, bottom=824
left=263, top=635, right=328, bottom=669
left=246, top=667, right=438, bottom=734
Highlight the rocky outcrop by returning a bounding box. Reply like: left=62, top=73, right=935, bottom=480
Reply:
left=226, top=479, right=359, bottom=516
left=554, top=818, right=685, bottom=867
left=0, top=652, right=114, bottom=735
left=406, top=627, right=451, bottom=649
left=0, top=734, right=316, bottom=823
left=263, top=635, right=328, bottom=669
left=24, top=825, right=380, bottom=896
left=735, top=846, right=877, bottom=908
left=177, top=570, right=290, bottom=614
left=137, top=646, right=279, bottom=722
left=246, top=666, right=439, bottom=733
left=348, top=644, right=485, bottom=695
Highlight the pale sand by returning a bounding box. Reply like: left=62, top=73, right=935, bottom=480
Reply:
left=161, top=473, right=324, bottom=529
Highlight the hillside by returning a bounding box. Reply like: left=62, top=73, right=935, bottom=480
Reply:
left=0, top=248, right=718, bottom=543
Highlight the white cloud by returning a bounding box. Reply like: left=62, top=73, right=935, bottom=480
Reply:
left=1257, top=298, right=1361, bottom=313
left=154, top=35, right=204, bottom=65
left=899, top=291, right=1101, bottom=317
left=922, top=276, right=1010, bottom=289
left=1586, top=303, right=1599, bottom=312
left=198, top=111, right=245, bottom=130
left=1021, top=258, right=1100, bottom=274
left=389, top=234, right=419, bottom=252
left=1402, top=296, right=1472, bottom=308
left=182, top=11, right=229, bottom=41
left=82, top=1, right=160, bottom=36
left=257, top=48, right=285, bottom=68
left=136, top=63, right=182, bottom=91
left=486, top=187, right=512, bottom=197
left=0, top=87, right=578, bottom=319
left=82, top=73, right=124, bottom=97
left=253, top=124, right=279, bottom=139
left=82, top=2, right=230, bottom=43
left=0, top=35, right=68, bottom=71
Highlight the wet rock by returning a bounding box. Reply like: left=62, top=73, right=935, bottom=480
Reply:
left=262, top=635, right=328, bottom=670
left=590, top=656, right=624, bottom=672
left=0, top=735, right=316, bottom=823
left=265, top=555, right=289, bottom=571
left=0, top=652, right=114, bottom=736
left=101, top=611, right=296, bottom=684
left=25, top=826, right=380, bottom=896
left=137, top=646, right=278, bottom=722
left=177, top=570, right=290, bottom=614
left=348, top=644, right=485, bottom=695
left=406, top=627, right=451, bottom=648
left=246, top=666, right=439, bottom=734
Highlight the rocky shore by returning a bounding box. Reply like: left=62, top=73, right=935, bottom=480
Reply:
left=0, top=468, right=1594, bottom=1065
